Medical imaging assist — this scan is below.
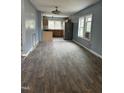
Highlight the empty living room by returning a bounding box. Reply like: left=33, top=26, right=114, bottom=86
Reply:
left=2, top=0, right=124, bottom=93
left=21, top=0, right=102, bottom=93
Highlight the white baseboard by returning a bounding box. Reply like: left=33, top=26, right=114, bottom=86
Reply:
left=73, top=40, right=102, bottom=59
left=21, top=47, right=33, bottom=57
left=21, top=41, right=39, bottom=57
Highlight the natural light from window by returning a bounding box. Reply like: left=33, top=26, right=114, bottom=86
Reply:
left=78, top=14, right=92, bottom=40
left=48, top=20, right=63, bottom=30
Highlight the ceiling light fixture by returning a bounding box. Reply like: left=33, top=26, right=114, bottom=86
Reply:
left=51, top=6, right=61, bottom=14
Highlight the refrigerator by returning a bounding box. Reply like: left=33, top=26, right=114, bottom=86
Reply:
left=64, top=20, right=73, bottom=40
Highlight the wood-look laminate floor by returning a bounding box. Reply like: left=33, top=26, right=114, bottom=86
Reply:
left=21, top=38, right=102, bottom=93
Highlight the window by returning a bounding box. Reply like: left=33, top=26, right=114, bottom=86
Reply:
left=78, top=14, right=92, bottom=40
left=48, top=20, right=54, bottom=29
left=78, top=17, right=84, bottom=37
left=48, top=20, right=63, bottom=29
left=54, top=21, right=61, bottom=29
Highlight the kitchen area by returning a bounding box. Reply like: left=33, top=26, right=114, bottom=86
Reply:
left=42, top=16, right=73, bottom=42
left=43, top=16, right=64, bottom=41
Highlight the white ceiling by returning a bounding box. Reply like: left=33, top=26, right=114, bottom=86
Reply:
left=30, top=0, right=99, bottom=17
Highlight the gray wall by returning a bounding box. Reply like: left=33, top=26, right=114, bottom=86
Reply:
left=70, top=1, right=102, bottom=55
left=21, top=0, right=42, bottom=55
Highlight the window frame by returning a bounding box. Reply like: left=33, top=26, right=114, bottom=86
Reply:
left=78, top=14, right=93, bottom=41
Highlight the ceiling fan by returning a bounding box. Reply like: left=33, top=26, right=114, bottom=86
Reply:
left=51, top=6, right=61, bottom=14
